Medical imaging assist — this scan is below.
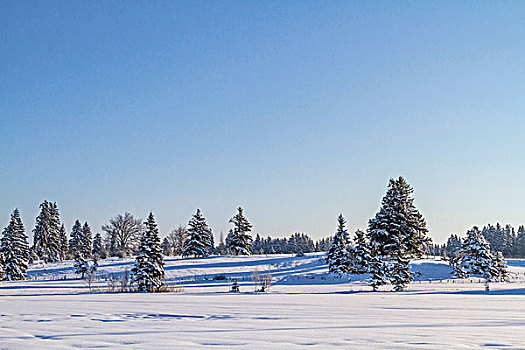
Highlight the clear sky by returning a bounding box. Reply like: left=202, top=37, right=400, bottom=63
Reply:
left=2, top=1, right=525, bottom=243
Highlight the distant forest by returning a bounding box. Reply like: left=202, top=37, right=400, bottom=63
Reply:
left=429, top=223, right=525, bottom=258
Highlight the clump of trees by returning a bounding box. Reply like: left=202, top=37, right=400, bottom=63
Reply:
left=327, top=177, right=432, bottom=291
left=451, top=227, right=509, bottom=282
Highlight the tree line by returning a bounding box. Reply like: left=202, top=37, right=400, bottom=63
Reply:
left=428, top=223, right=525, bottom=258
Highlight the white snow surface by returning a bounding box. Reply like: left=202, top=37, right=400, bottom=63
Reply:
left=1, top=254, right=525, bottom=349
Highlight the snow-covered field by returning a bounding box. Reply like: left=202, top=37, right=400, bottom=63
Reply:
left=1, top=254, right=525, bottom=349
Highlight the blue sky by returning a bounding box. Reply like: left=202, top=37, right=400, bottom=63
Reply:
left=2, top=1, right=525, bottom=243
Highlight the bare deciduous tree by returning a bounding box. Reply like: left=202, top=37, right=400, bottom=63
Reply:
left=167, top=225, right=187, bottom=256
left=102, top=212, right=144, bottom=257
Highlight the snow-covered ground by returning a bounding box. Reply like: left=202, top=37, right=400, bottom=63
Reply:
left=1, top=254, right=525, bottom=349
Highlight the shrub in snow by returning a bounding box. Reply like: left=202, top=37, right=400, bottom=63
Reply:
left=326, top=214, right=352, bottom=276
left=231, top=278, right=240, bottom=292
left=131, top=212, right=165, bottom=292
left=260, top=273, right=273, bottom=293
left=227, top=207, right=253, bottom=255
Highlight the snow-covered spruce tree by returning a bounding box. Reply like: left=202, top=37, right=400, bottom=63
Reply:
left=131, top=212, right=165, bottom=292
left=69, top=220, right=82, bottom=256
left=326, top=214, right=352, bottom=276
left=350, top=229, right=372, bottom=274
left=74, top=251, right=88, bottom=279
left=92, top=232, right=102, bottom=258
left=59, top=224, right=69, bottom=260
left=81, top=222, right=93, bottom=259
left=32, top=201, right=62, bottom=262
left=227, top=207, right=253, bottom=255
left=367, top=177, right=431, bottom=291
left=182, top=209, right=213, bottom=258
left=0, top=209, right=30, bottom=280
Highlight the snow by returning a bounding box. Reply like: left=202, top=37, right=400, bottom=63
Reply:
left=1, top=254, right=525, bottom=349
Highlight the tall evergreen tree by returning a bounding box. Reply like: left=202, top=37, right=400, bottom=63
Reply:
left=326, top=214, right=352, bottom=276
left=131, top=212, right=165, bottom=292
left=69, top=220, right=82, bottom=256
left=182, top=209, right=213, bottom=258
left=0, top=209, right=29, bottom=280
left=92, top=232, right=103, bottom=258
left=227, top=207, right=253, bottom=255
left=367, top=177, right=431, bottom=291
left=59, top=224, right=69, bottom=260
left=32, top=201, right=62, bottom=262
left=81, top=222, right=93, bottom=259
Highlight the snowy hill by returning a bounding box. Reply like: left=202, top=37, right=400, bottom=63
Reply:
left=2, top=255, right=525, bottom=349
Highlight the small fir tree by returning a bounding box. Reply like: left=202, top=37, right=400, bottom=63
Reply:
left=92, top=232, right=103, bottom=258
left=182, top=209, right=213, bottom=258
left=69, top=220, right=82, bottom=256
left=231, top=278, right=240, bottom=292
left=227, top=207, right=253, bottom=255
left=131, top=212, right=165, bottom=292
left=326, top=214, right=352, bottom=276
left=74, top=251, right=88, bottom=279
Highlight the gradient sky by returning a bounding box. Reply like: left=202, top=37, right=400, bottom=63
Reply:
left=2, top=1, right=525, bottom=243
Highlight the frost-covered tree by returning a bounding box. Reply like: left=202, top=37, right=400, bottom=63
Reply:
left=102, top=212, right=144, bottom=257
left=0, top=209, right=29, bottom=280
left=227, top=207, right=253, bottom=255
left=326, top=214, right=352, bottom=276
left=131, top=212, right=164, bottom=292
left=59, top=224, right=69, bottom=260
left=350, top=229, right=372, bottom=274
left=367, top=177, right=431, bottom=291
left=32, top=201, right=62, bottom=262
left=81, top=222, right=93, bottom=259
left=92, top=232, right=102, bottom=258
left=182, top=209, right=213, bottom=258
left=167, top=225, right=186, bottom=256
